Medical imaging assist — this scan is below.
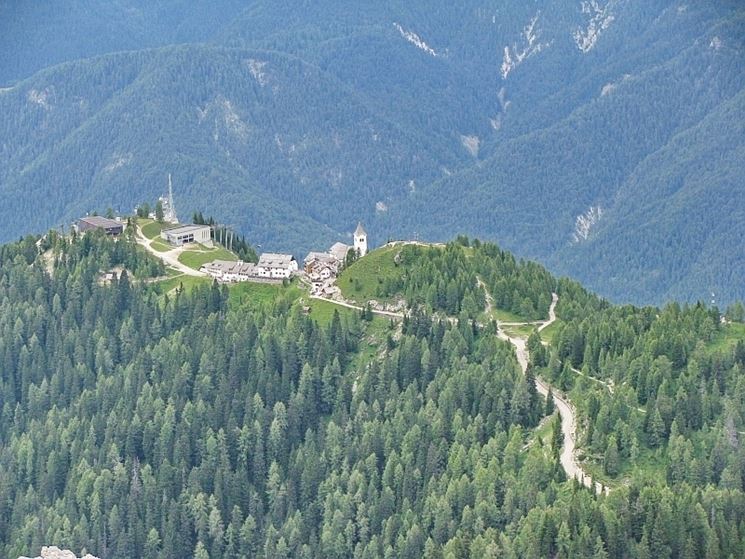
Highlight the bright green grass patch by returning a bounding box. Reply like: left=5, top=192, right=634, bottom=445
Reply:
left=150, top=274, right=211, bottom=295
left=503, top=324, right=536, bottom=338
left=534, top=414, right=558, bottom=447
left=150, top=239, right=172, bottom=252
left=141, top=220, right=165, bottom=240
left=338, top=245, right=404, bottom=303
left=708, top=322, right=745, bottom=354
left=178, top=247, right=237, bottom=270
left=352, top=316, right=392, bottom=368
left=228, top=282, right=299, bottom=309
left=305, top=297, right=356, bottom=325
left=539, top=320, right=563, bottom=344
left=494, top=308, right=531, bottom=323
left=580, top=444, right=666, bottom=489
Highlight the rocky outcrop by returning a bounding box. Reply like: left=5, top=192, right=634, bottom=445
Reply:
left=18, top=546, right=99, bottom=559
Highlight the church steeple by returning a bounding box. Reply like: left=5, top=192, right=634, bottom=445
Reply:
left=354, top=222, right=368, bottom=257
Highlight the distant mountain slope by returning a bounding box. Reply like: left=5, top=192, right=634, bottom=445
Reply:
left=563, top=89, right=745, bottom=304
left=1, top=0, right=744, bottom=304
left=0, top=1, right=248, bottom=84
left=0, top=45, right=461, bottom=253
left=384, top=2, right=745, bottom=304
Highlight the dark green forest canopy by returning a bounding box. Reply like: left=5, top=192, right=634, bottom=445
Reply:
left=1, top=231, right=745, bottom=558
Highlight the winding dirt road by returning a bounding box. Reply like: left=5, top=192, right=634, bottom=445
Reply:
left=320, top=273, right=605, bottom=493
left=479, top=281, right=605, bottom=494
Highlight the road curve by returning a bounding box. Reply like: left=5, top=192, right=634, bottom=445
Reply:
left=134, top=225, right=206, bottom=278
left=324, top=274, right=605, bottom=494
left=309, top=295, right=404, bottom=320
left=488, top=288, right=605, bottom=494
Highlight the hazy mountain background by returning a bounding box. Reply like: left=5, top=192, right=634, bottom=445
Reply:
left=1, top=0, right=744, bottom=304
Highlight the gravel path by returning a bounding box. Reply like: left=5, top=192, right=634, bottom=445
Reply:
left=479, top=281, right=605, bottom=494
left=134, top=225, right=205, bottom=277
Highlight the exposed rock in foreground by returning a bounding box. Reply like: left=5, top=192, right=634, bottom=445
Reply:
left=18, top=546, right=99, bottom=559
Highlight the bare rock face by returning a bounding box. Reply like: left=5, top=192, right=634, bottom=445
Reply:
left=18, top=546, right=99, bottom=559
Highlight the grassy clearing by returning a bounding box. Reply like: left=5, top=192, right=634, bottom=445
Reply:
left=494, top=308, right=531, bottom=323
left=178, top=247, right=237, bottom=270
left=228, top=282, right=297, bottom=309
left=150, top=239, right=172, bottom=252
left=150, top=275, right=211, bottom=295
left=503, top=324, right=536, bottom=338
left=140, top=220, right=164, bottom=240
left=338, top=245, right=404, bottom=303
left=539, top=320, right=563, bottom=344
left=580, top=445, right=666, bottom=489
left=534, top=414, right=558, bottom=447
left=353, top=317, right=392, bottom=368
left=305, top=297, right=356, bottom=325
left=708, top=322, right=745, bottom=353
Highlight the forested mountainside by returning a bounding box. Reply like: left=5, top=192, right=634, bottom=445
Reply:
left=1, top=1, right=744, bottom=304
left=2, top=230, right=745, bottom=558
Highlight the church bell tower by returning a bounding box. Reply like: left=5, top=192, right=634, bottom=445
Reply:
left=354, top=222, right=368, bottom=257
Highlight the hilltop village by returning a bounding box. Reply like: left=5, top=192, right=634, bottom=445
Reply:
left=74, top=189, right=370, bottom=299
left=201, top=221, right=368, bottom=290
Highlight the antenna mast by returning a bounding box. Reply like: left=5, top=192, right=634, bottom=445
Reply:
left=167, top=174, right=178, bottom=223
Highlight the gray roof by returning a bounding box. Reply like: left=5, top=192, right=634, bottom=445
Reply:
left=258, top=253, right=296, bottom=269
left=304, top=251, right=338, bottom=264
left=78, top=216, right=122, bottom=228
left=354, top=221, right=367, bottom=236
left=162, top=224, right=210, bottom=236
left=202, top=260, right=256, bottom=275
left=329, top=242, right=351, bottom=261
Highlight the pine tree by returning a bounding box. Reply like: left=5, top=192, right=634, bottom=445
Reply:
left=604, top=435, right=620, bottom=476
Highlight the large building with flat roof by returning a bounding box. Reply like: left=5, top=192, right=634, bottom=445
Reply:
left=161, top=224, right=211, bottom=246
left=76, top=216, right=124, bottom=236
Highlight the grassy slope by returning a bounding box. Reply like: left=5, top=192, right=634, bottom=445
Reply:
left=228, top=280, right=358, bottom=326
left=178, top=247, right=237, bottom=270
left=229, top=282, right=298, bottom=308
left=352, top=317, right=393, bottom=368
left=493, top=308, right=532, bottom=323
left=337, top=245, right=403, bottom=303
left=708, top=322, right=745, bottom=353
left=539, top=320, right=563, bottom=344
left=150, top=239, right=172, bottom=252
left=340, top=244, right=536, bottom=323
left=150, top=275, right=211, bottom=295
left=140, top=219, right=165, bottom=240
left=502, top=324, right=536, bottom=338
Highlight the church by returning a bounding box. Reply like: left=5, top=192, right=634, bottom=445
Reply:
left=303, top=222, right=368, bottom=281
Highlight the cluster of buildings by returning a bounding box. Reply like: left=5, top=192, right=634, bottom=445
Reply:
left=201, top=253, right=298, bottom=282
left=74, top=187, right=371, bottom=289
left=74, top=215, right=215, bottom=248
left=304, top=222, right=367, bottom=282
left=201, top=222, right=368, bottom=286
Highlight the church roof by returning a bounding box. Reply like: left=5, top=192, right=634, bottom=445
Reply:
left=329, top=242, right=351, bottom=261
left=354, top=222, right=367, bottom=236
